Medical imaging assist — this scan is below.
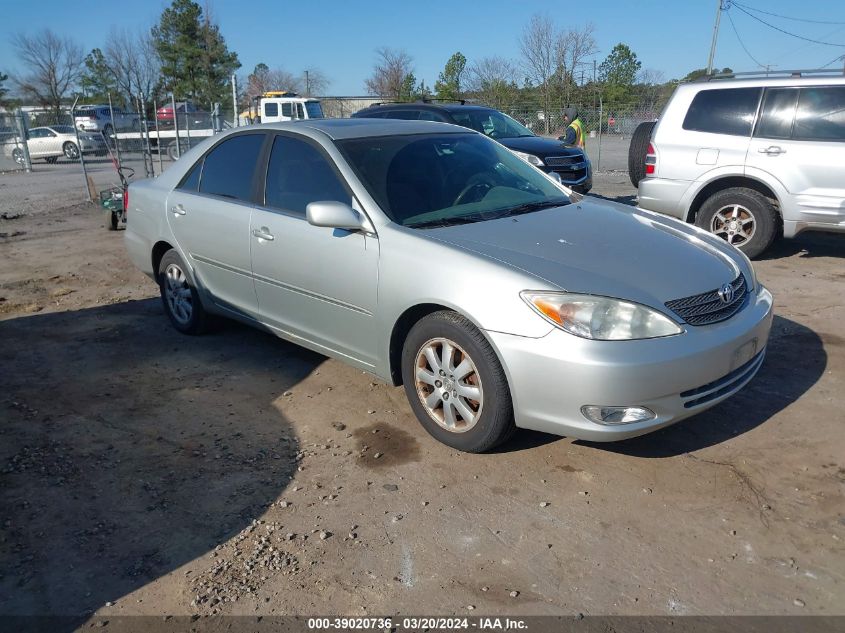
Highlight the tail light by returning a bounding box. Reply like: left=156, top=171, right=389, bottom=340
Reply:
left=645, top=142, right=656, bottom=176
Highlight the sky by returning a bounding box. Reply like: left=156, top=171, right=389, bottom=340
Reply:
left=1, top=0, right=844, bottom=96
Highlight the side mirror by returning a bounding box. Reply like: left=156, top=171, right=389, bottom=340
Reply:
left=306, top=201, right=366, bottom=231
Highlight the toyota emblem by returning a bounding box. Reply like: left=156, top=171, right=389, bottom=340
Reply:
left=718, top=283, right=735, bottom=304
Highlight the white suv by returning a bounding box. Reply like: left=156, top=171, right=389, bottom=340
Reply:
left=637, top=72, right=845, bottom=258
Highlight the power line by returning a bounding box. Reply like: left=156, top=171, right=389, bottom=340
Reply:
left=732, top=3, right=845, bottom=46
left=732, top=1, right=845, bottom=26
left=820, top=53, right=845, bottom=68
left=726, top=10, right=765, bottom=68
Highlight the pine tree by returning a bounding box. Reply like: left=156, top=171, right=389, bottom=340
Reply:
left=152, top=0, right=240, bottom=108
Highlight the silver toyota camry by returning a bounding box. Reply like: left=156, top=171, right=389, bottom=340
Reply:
left=124, top=119, right=773, bottom=452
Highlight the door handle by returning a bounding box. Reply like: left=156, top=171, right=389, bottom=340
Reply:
left=170, top=204, right=186, bottom=215
left=252, top=227, right=274, bottom=241
left=757, top=146, right=785, bottom=155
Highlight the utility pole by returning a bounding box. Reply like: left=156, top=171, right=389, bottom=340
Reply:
left=706, top=0, right=724, bottom=76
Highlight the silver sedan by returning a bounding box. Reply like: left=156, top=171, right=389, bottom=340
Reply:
left=124, top=119, right=773, bottom=452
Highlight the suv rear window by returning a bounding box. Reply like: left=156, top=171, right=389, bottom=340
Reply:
left=682, top=88, right=761, bottom=136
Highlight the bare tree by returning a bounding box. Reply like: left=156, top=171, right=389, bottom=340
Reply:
left=560, top=23, right=598, bottom=103
left=466, top=57, right=520, bottom=110
left=519, top=14, right=558, bottom=133
left=364, top=47, right=413, bottom=99
left=302, top=68, right=329, bottom=97
left=637, top=68, right=667, bottom=111
left=104, top=28, right=161, bottom=105
left=12, top=29, right=83, bottom=117
left=246, top=64, right=300, bottom=100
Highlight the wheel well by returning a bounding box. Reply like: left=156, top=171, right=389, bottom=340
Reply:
left=688, top=176, right=781, bottom=223
left=388, top=303, right=451, bottom=386
left=151, top=241, right=173, bottom=281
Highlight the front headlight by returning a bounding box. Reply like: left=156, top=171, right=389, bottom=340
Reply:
left=521, top=291, right=683, bottom=340
left=513, top=151, right=544, bottom=167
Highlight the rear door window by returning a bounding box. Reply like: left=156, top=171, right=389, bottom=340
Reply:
left=682, top=87, right=761, bottom=136
left=282, top=103, right=293, bottom=118
left=198, top=133, right=265, bottom=202
left=755, top=88, right=798, bottom=139
left=793, top=86, right=845, bottom=141
left=264, top=102, right=279, bottom=118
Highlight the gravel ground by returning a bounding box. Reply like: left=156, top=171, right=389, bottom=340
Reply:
left=0, top=167, right=843, bottom=624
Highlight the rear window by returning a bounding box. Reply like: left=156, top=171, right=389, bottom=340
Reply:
left=198, top=134, right=265, bottom=202
left=793, top=86, right=845, bottom=141
left=682, top=88, right=761, bottom=136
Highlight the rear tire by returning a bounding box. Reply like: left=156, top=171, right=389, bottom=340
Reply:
left=158, top=249, right=209, bottom=335
left=63, top=142, right=80, bottom=160
left=628, top=121, right=656, bottom=187
left=401, top=311, right=516, bottom=452
left=695, top=187, right=779, bottom=259
left=106, top=210, right=119, bottom=231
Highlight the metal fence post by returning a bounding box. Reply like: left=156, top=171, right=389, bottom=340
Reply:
left=141, top=95, right=154, bottom=177
left=14, top=109, right=32, bottom=173
left=154, top=98, right=164, bottom=175
left=597, top=97, right=603, bottom=173
left=136, top=97, right=150, bottom=178
left=184, top=105, right=191, bottom=153
left=70, top=97, right=94, bottom=202
left=171, top=93, right=181, bottom=159
left=108, top=93, right=123, bottom=167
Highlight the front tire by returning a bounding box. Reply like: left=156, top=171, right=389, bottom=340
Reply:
left=63, top=142, right=80, bottom=160
left=401, top=311, right=515, bottom=452
left=695, top=187, right=779, bottom=259
left=158, top=250, right=208, bottom=335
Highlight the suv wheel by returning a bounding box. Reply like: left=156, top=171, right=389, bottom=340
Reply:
left=695, top=187, right=779, bottom=259
left=401, top=311, right=516, bottom=453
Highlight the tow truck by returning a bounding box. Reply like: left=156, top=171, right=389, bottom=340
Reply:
left=239, top=91, right=324, bottom=125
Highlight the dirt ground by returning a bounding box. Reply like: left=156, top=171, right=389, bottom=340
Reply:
left=1, top=171, right=843, bottom=626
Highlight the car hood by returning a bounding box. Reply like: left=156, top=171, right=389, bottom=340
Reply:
left=498, top=135, right=584, bottom=157
left=425, top=197, right=745, bottom=311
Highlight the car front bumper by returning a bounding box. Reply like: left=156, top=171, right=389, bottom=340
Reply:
left=486, top=286, right=773, bottom=441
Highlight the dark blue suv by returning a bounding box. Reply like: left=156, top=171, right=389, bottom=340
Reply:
left=352, top=102, right=592, bottom=193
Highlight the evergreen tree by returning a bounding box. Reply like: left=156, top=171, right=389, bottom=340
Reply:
left=152, top=0, right=240, bottom=108
left=598, top=43, right=641, bottom=103
left=434, top=52, right=467, bottom=101
left=80, top=49, right=120, bottom=104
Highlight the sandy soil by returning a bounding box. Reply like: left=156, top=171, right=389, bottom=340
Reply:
left=1, top=177, right=843, bottom=626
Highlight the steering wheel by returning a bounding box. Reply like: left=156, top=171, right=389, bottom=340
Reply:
left=453, top=173, right=497, bottom=206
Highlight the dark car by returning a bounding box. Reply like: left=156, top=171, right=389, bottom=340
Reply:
left=351, top=102, right=592, bottom=193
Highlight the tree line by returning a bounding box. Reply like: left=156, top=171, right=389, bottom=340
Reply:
left=363, top=13, right=722, bottom=134
left=0, top=0, right=328, bottom=118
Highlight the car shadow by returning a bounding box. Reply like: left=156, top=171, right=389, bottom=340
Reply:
left=576, top=315, right=826, bottom=458
left=758, top=231, right=845, bottom=260
left=0, top=298, right=323, bottom=625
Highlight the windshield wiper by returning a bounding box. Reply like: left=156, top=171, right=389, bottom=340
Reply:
left=406, top=216, right=482, bottom=229
left=493, top=198, right=569, bottom=218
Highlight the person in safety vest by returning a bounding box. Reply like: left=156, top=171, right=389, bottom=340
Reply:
left=559, top=107, right=585, bottom=149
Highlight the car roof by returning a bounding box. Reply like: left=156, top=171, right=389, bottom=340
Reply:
left=679, top=75, right=845, bottom=92
left=272, top=118, right=469, bottom=140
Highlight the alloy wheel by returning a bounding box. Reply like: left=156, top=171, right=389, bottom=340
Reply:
left=710, top=204, right=756, bottom=247
left=414, top=337, right=483, bottom=433
left=164, top=263, right=193, bottom=325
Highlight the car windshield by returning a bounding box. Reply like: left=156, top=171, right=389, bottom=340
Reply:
left=305, top=101, right=324, bottom=119
left=52, top=126, right=75, bottom=134
left=449, top=110, right=535, bottom=140
left=336, top=132, right=568, bottom=228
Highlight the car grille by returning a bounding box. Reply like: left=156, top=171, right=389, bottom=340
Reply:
left=545, top=155, right=581, bottom=167
left=665, top=275, right=748, bottom=326
left=680, top=349, right=765, bottom=408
